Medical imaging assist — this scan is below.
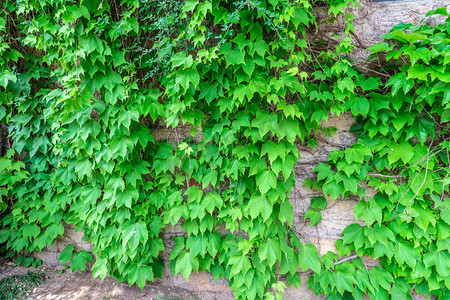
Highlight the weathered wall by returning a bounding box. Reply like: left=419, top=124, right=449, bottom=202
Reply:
left=33, top=1, right=449, bottom=298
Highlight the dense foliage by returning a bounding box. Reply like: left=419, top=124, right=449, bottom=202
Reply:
left=0, top=0, right=448, bottom=299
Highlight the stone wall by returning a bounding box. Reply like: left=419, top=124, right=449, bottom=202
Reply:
left=34, top=1, right=449, bottom=298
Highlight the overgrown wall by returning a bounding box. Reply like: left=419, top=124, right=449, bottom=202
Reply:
left=32, top=0, right=449, bottom=298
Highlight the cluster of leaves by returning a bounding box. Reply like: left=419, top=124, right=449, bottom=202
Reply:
left=307, top=8, right=450, bottom=299
left=0, top=0, right=448, bottom=300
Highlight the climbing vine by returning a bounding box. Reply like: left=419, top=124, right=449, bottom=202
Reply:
left=0, top=0, right=448, bottom=299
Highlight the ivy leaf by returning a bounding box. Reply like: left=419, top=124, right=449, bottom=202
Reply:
left=342, top=223, right=365, bottom=249
left=175, top=251, right=197, bottom=280
left=345, top=144, right=372, bottom=164
left=298, top=243, right=321, bottom=273
left=423, top=250, right=450, bottom=277
left=79, top=35, right=104, bottom=54
left=368, top=266, right=393, bottom=291
left=310, top=196, right=327, bottom=211
left=354, top=201, right=382, bottom=226
left=58, top=244, right=74, bottom=265
left=346, top=96, right=370, bottom=117
left=279, top=200, right=294, bottom=226
left=92, top=257, right=108, bottom=280
left=203, top=192, right=223, bottom=213
left=22, top=223, right=41, bottom=240
left=121, top=221, right=148, bottom=252
left=71, top=250, right=92, bottom=272
left=410, top=117, right=435, bottom=144
left=248, top=194, right=272, bottom=221
left=256, top=170, right=277, bottom=194
left=261, top=140, right=285, bottom=164
left=276, top=117, right=300, bottom=143
left=337, top=77, right=355, bottom=92
left=222, top=43, right=245, bottom=66
left=171, top=52, right=193, bottom=68
left=334, top=271, right=356, bottom=295
left=128, top=264, right=154, bottom=290
left=388, top=141, right=414, bottom=165
left=176, top=68, right=200, bottom=90
left=258, top=238, right=281, bottom=267
left=365, top=226, right=395, bottom=247
left=394, top=241, right=419, bottom=268
left=131, top=127, right=154, bottom=148
left=75, top=158, right=92, bottom=178
left=304, top=209, right=322, bottom=226
left=229, top=255, right=252, bottom=277
left=251, top=111, right=277, bottom=137
left=0, top=70, right=17, bottom=88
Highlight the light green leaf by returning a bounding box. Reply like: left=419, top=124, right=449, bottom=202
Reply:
left=304, top=210, right=322, bottom=226
left=298, top=243, right=321, bottom=273
left=58, top=244, right=74, bottom=265
left=423, top=250, right=450, bottom=277
left=394, top=241, right=419, bottom=268
left=248, top=194, right=272, bottom=221
left=388, top=141, right=414, bottom=165
left=256, top=170, right=277, bottom=194
left=334, top=271, right=356, bottom=295
left=176, top=68, right=200, bottom=90
left=127, top=263, right=153, bottom=290
left=345, top=144, right=372, bottom=164
left=121, top=221, right=148, bottom=252
left=229, top=255, right=252, bottom=277
left=71, top=250, right=92, bottom=272
left=258, top=238, right=281, bottom=267
left=251, top=111, right=277, bottom=137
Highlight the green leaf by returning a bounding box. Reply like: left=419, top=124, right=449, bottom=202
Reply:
left=222, top=43, right=245, bottom=66
left=121, top=221, right=148, bottom=252
left=423, top=250, right=450, bottom=277
left=171, top=52, right=193, bottom=68
left=279, top=200, right=294, bottom=226
left=276, top=117, right=300, bottom=143
left=304, top=210, right=322, bottom=226
left=229, top=255, right=252, bottom=277
left=346, top=96, right=370, bottom=117
left=368, top=266, right=393, bottom=291
left=261, top=140, right=285, bottom=164
left=258, top=238, right=281, bottom=267
left=22, top=223, right=41, bottom=240
left=342, top=223, right=365, bottom=249
left=71, top=250, right=92, bottom=272
left=175, top=251, right=197, bottom=280
left=298, top=243, right=321, bottom=273
left=75, top=158, right=92, bottom=178
left=394, top=241, right=419, bottom=268
left=203, top=192, right=223, bottom=213
left=345, top=144, right=372, bottom=164
left=58, top=244, right=74, bottom=265
left=248, top=194, right=272, bottom=221
left=128, top=264, right=154, bottom=290
left=256, top=170, right=277, bottom=194
left=0, top=70, right=17, bottom=88
left=311, top=196, right=327, bottom=211
left=334, top=271, right=356, bottom=295
left=176, top=68, right=200, bottom=90
left=388, top=141, right=414, bottom=165
left=79, top=35, right=104, bottom=54
left=251, top=111, right=277, bottom=137
left=92, top=257, right=108, bottom=280
left=337, top=77, right=355, bottom=92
